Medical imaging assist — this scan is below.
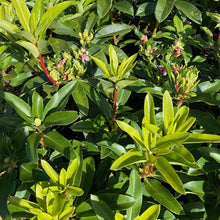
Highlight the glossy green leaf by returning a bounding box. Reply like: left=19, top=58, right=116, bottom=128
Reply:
left=38, top=1, right=73, bottom=39
left=44, top=80, right=77, bottom=117
left=59, top=207, right=75, bottom=220
left=16, top=30, right=35, bottom=42
left=185, top=133, right=220, bottom=143
left=140, top=204, right=160, bottom=220
left=66, top=186, right=84, bottom=196
left=175, top=1, right=202, bottom=24
left=95, top=24, right=132, bottom=38
left=44, top=131, right=75, bottom=159
left=155, top=132, right=190, bottom=150
left=184, top=181, right=206, bottom=201
left=115, top=213, right=125, bottom=220
left=109, top=44, right=118, bottom=76
left=116, top=120, right=145, bottom=150
left=0, top=91, right=33, bottom=123
left=0, top=18, right=20, bottom=34
left=97, top=0, right=112, bottom=18
left=136, top=2, right=156, bottom=16
left=32, top=91, right=44, bottom=119
left=16, top=40, right=39, bottom=57
left=114, top=1, right=134, bottom=16
left=41, top=160, right=59, bottom=183
left=44, top=111, right=79, bottom=127
left=66, top=157, right=81, bottom=186
left=59, top=168, right=67, bottom=187
left=126, top=169, right=142, bottom=220
left=144, top=93, right=156, bottom=125
left=163, top=91, right=174, bottom=134
left=91, top=56, right=111, bottom=77
left=90, top=194, right=115, bottom=220
left=195, top=79, right=220, bottom=94
left=110, top=148, right=145, bottom=170
left=155, top=157, right=185, bottom=194
left=12, top=0, right=30, bottom=31
left=198, top=147, right=220, bottom=163
left=35, top=184, right=46, bottom=210
left=10, top=72, right=33, bottom=87
left=155, top=0, right=174, bottom=23
left=144, top=179, right=184, bottom=214
left=38, top=212, right=53, bottom=220
left=30, top=0, right=43, bottom=34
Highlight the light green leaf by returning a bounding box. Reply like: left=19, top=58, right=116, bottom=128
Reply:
left=30, top=0, right=44, bottom=33
left=173, top=15, right=183, bottom=34
left=12, top=0, right=30, bottom=31
left=0, top=18, right=20, bottom=34
left=41, top=160, right=59, bottom=183
left=59, top=207, right=75, bottom=220
left=66, top=157, right=81, bottom=186
left=44, top=111, right=79, bottom=127
left=32, top=91, right=44, bottom=119
left=16, top=40, right=39, bottom=57
left=175, top=0, right=202, bottom=24
left=163, top=91, right=174, bottom=134
left=109, top=44, right=118, bottom=76
left=144, top=93, right=156, bottom=125
left=97, top=0, right=112, bottom=18
left=155, top=157, right=185, bottom=194
left=185, top=133, right=220, bottom=143
left=110, top=148, right=145, bottom=170
left=0, top=91, right=33, bottom=123
left=91, top=56, right=111, bottom=77
left=140, top=204, right=160, bottom=220
left=38, top=1, right=73, bottom=39
left=116, top=120, right=145, bottom=150
left=155, top=0, right=174, bottom=23
left=66, top=186, right=84, bottom=196
left=90, top=194, right=115, bottom=220
left=59, top=168, right=67, bottom=187
left=144, top=179, right=184, bottom=214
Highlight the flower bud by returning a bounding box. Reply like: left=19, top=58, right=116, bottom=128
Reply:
left=34, top=118, right=42, bottom=127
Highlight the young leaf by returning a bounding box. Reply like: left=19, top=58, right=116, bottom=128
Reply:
left=140, top=204, right=160, bottom=220
left=32, top=91, right=44, bottom=119
left=155, top=157, right=185, bottom=194
left=11, top=0, right=31, bottom=32
left=116, top=120, right=145, bottom=150
left=66, top=157, right=81, bottom=186
left=91, top=56, right=111, bottom=77
left=109, top=44, right=118, bottom=76
left=59, top=207, right=75, bottom=220
left=144, top=179, right=184, bottom=214
left=163, top=91, right=174, bottom=134
left=0, top=91, right=33, bottom=123
left=16, top=40, right=39, bottom=58
left=110, top=148, right=145, bottom=170
left=185, top=133, right=220, bottom=143
left=0, top=18, right=20, bottom=34
left=144, top=93, right=156, bottom=125
left=41, top=160, right=59, bottom=183
left=66, top=186, right=84, bottom=196
left=59, top=168, right=67, bottom=187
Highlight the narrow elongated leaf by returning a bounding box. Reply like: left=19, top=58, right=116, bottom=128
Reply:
left=91, top=56, right=111, bottom=77
left=144, top=179, right=184, bottom=214
left=140, top=204, right=160, bottom=220
left=175, top=1, right=202, bottom=24
left=163, top=91, right=174, bottom=134
left=126, top=169, right=142, bottom=220
left=59, top=168, right=67, bottom=187
left=16, top=40, right=39, bottom=57
left=155, top=132, right=190, bottom=150
left=44, top=80, right=77, bottom=117
left=66, top=186, right=84, bottom=196
left=97, top=0, right=112, bottom=18
left=38, top=1, right=73, bottom=39
left=144, top=93, right=156, bottom=125
left=44, top=111, right=79, bottom=127
left=185, top=133, right=220, bottom=143
left=109, top=44, right=118, bottom=76
left=59, top=207, right=75, bottom=220
left=95, top=24, right=132, bottom=38
left=66, top=157, right=81, bottom=186
left=0, top=18, right=20, bottom=34
left=0, top=91, right=33, bottom=123
left=90, top=194, right=115, bottom=220
left=155, top=157, right=185, bottom=194
left=116, top=120, right=145, bottom=150
left=12, top=0, right=30, bottom=31
left=30, top=0, right=44, bottom=33
left=198, top=147, right=220, bottom=163
left=155, top=0, right=174, bottom=23
left=110, top=148, right=145, bottom=170
left=32, top=91, right=44, bottom=119
left=41, top=160, right=58, bottom=183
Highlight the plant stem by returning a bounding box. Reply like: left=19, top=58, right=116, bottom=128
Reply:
left=38, top=53, right=59, bottom=85
left=111, top=86, right=118, bottom=128
left=177, top=92, right=186, bottom=108
left=152, top=22, right=159, bottom=37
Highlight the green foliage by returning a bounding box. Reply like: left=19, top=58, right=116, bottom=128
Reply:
left=0, top=0, right=220, bottom=219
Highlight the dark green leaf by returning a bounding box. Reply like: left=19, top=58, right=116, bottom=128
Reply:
left=97, top=0, right=112, bottom=18
left=114, top=1, right=134, bottom=16
left=155, top=0, right=174, bottom=23
left=32, top=91, right=44, bottom=119
left=136, top=2, right=156, bottom=16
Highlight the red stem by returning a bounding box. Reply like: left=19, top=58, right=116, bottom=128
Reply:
left=38, top=53, right=59, bottom=85
left=112, top=86, right=118, bottom=128
left=177, top=92, right=186, bottom=108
